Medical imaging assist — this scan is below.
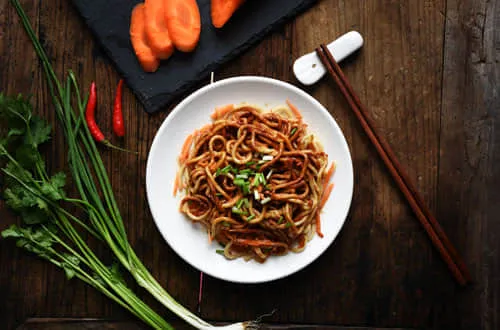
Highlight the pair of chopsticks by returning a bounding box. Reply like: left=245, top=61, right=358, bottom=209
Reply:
left=315, top=44, right=471, bottom=286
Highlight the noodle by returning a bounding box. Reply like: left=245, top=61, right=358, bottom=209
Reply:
left=176, top=101, right=335, bottom=262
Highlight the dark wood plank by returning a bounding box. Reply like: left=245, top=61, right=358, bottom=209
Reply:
left=437, top=0, right=500, bottom=329
left=202, top=0, right=451, bottom=327
left=0, top=1, right=199, bottom=329
left=17, top=318, right=414, bottom=330
left=1, top=0, right=499, bottom=329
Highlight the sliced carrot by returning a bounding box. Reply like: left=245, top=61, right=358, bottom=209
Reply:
left=179, top=134, right=193, bottom=163
left=130, top=3, right=160, bottom=72
left=165, top=0, right=201, bottom=52
left=211, top=0, right=245, bottom=28
left=144, top=0, right=175, bottom=60
left=315, top=212, right=324, bottom=238
left=210, top=104, right=234, bottom=120
left=286, top=99, right=303, bottom=121
left=320, top=183, right=334, bottom=210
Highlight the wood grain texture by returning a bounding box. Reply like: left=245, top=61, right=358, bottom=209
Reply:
left=17, top=318, right=415, bottom=330
left=437, top=0, right=499, bottom=329
left=0, top=0, right=498, bottom=329
left=203, top=0, right=450, bottom=327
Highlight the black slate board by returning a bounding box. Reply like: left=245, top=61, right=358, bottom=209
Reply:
left=71, top=0, right=318, bottom=113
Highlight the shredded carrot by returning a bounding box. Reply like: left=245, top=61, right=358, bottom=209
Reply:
left=210, top=104, right=234, bottom=120
left=322, top=162, right=336, bottom=192
left=173, top=172, right=179, bottom=197
left=315, top=212, right=324, bottom=238
left=233, top=238, right=285, bottom=247
left=286, top=99, right=303, bottom=121
left=179, top=134, right=193, bottom=163
left=320, top=183, right=334, bottom=210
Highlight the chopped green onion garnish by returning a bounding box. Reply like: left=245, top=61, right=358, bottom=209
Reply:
left=290, top=127, right=297, bottom=136
left=260, top=197, right=271, bottom=204
left=262, top=155, right=273, bottom=161
left=216, top=192, right=222, bottom=196
left=277, top=216, right=284, bottom=224
left=231, top=206, right=248, bottom=215
left=215, top=165, right=233, bottom=177
left=216, top=249, right=225, bottom=255
left=253, top=190, right=260, bottom=200
left=246, top=161, right=256, bottom=166
left=236, top=198, right=248, bottom=208
left=285, top=222, right=292, bottom=228
left=246, top=214, right=256, bottom=221
left=236, top=173, right=248, bottom=179
left=239, top=169, right=254, bottom=175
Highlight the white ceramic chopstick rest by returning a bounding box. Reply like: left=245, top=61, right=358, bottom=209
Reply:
left=293, top=31, right=364, bottom=86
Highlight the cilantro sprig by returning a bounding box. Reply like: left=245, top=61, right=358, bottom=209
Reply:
left=1, top=2, right=250, bottom=329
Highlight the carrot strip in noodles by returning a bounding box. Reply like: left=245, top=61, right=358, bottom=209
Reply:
left=233, top=238, right=287, bottom=247
left=315, top=212, right=324, bottom=238
left=179, top=134, right=193, bottom=164
left=320, top=183, right=334, bottom=210
left=286, top=99, right=303, bottom=121
left=173, top=172, right=180, bottom=197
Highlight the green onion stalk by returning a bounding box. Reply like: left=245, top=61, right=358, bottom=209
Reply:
left=1, top=1, right=256, bottom=329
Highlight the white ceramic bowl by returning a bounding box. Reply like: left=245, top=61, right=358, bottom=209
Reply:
left=146, top=76, right=353, bottom=283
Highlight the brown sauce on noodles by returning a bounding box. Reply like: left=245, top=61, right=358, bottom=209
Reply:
left=175, top=101, right=335, bottom=263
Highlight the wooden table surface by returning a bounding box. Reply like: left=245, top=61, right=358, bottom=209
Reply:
left=1, top=0, right=498, bottom=329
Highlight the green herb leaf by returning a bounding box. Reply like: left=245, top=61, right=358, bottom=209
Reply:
left=28, top=116, right=51, bottom=147
left=1, top=224, right=23, bottom=239
left=216, top=249, right=225, bottom=255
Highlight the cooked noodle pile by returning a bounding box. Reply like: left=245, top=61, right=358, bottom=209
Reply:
left=175, top=102, right=335, bottom=262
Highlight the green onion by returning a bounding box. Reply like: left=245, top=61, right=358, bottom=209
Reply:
left=245, top=161, right=256, bottom=166
left=215, top=165, right=233, bottom=177
left=231, top=207, right=248, bottom=215
left=236, top=173, right=248, bottom=179
left=3, top=2, right=251, bottom=329
left=216, top=249, right=225, bottom=255
left=285, top=222, right=293, bottom=228
left=277, top=216, right=284, bottom=224
left=246, top=214, right=256, bottom=221
left=239, top=168, right=254, bottom=175
left=260, top=197, right=271, bottom=205
left=290, top=127, right=297, bottom=136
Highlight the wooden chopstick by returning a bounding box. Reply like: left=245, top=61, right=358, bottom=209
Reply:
left=315, top=44, right=471, bottom=286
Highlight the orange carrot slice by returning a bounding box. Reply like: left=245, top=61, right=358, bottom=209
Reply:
left=130, top=4, right=160, bottom=72
left=144, top=0, right=175, bottom=60
left=286, top=99, right=303, bottom=121
left=165, top=0, right=201, bottom=52
left=211, top=0, right=245, bottom=28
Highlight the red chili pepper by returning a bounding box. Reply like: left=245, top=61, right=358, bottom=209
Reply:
left=113, top=79, right=125, bottom=137
left=85, top=81, right=105, bottom=142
